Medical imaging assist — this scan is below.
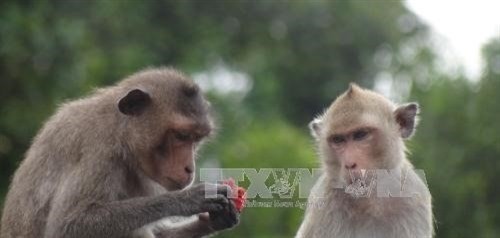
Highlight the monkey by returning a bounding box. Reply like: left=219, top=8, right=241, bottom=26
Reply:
left=295, top=83, right=433, bottom=238
left=0, top=68, right=239, bottom=238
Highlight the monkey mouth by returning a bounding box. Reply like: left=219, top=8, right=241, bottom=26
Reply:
left=165, top=177, right=186, bottom=191
left=344, top=170, right=375, bottom=198
left=345, top=169, right=366, bottom=183
left=345, top=179, right=370, bottom=198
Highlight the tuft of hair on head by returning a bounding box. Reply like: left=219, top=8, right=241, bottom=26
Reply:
left=346, top=82, right=362, bottom=97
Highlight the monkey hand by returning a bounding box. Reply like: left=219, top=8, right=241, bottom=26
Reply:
left=222, top=178, right=246, bottom=212
left=198, top=199, right=240, bottom=231
left=179, top=183, right=232, bottom=215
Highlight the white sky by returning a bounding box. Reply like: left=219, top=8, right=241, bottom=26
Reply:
left=406, top=0, right=500, bottom=80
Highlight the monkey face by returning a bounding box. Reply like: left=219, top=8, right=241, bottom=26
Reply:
left=316, top=113, right=395, bottom=184
left=147, top=130, right=199, bottom=190
left=325, top=126, right=382, bottom=183
left=147, top=115, right=212, bottom=191
left=116, top=69, right=214, bottom=191
left=309, top=83, right=419, bottom=184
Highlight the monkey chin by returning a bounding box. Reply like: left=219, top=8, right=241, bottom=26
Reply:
left=163, top=177, right=194, bottom=191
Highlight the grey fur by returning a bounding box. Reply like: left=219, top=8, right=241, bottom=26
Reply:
left=1, top=68, right=238, bottom=238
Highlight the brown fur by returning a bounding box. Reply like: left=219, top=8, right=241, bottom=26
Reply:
left=296, top=84, right=433, bottom=238
left=1, top=68, right=238, bottom=238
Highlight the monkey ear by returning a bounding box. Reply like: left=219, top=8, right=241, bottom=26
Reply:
left=308, top=118, right=323, bottom=139
left=394, top=103, right=419, bottom=139
left=118, top=89, right=151, bottom=116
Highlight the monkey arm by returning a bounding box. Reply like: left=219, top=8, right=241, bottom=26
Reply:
left=45, top=188, right=197, bottom=238
left=151, top=200, right=240, bottom=238
left=154, top=214, right=238, bottom=238
left=44, top=162, right=227, bottom=238
left=151, top=216, right=215, bottom=238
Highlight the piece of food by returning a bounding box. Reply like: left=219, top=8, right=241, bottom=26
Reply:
left=223, top=178, right=247, bottom=212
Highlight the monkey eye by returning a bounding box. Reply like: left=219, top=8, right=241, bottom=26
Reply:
left=174, top=131, right=192, bottom=142
left=192, top=134, right=205, bottom=143
left=329, top=135, right=346, bottom=145
left=352, top=129, right=369, bottom=141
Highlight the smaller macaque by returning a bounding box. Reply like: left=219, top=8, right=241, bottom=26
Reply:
left=295, top=83, right=433, bottom=238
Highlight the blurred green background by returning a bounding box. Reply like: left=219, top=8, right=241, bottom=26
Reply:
left=1, top=0, right=499, bottom=237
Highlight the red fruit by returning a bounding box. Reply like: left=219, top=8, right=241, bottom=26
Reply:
left=222, top=178, right=247, bottom=212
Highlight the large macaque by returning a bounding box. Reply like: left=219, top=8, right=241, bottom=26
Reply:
left=1, top=68, right=239, bottom=238
left=296, top=84, right=433, bottom=238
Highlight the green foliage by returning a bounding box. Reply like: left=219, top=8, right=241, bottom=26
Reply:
left=410, top=40, right=500, bottom=236
left=203, top=119, right=316, bottom=237
left=1, top=0, right=499, bottom=237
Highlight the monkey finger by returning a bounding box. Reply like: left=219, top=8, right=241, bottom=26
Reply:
left=218, top=216, right=234, bottom=229
left=216, top=184, right=232, bottom=198
left=227, top=200, right=240, bottom=224
left=217, top=212, right=238, bottom=228
left=211, top=194, right=230, bottom=205
left=215, top=200, right=239, bottom=227
left=202, top=203, right=224, bottom=213
left=208, top=212, right=233, bottom=230
left=202, top=195, right=228, bottom=212
left=222, top=210, right=239, bottom=228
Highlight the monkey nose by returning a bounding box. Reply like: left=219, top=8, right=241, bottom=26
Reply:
left=184, top=166, right=194, bottom=174
left=345, top=163, right=357, bottom=169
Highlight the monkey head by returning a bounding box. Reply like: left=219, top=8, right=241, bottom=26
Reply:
left=309, top=83, right=419, bottom=184
left=116, top=68, right=214, bottom=191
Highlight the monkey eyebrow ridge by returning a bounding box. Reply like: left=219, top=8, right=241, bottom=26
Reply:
left=330, top=126, right=375, bottom=138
